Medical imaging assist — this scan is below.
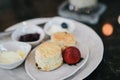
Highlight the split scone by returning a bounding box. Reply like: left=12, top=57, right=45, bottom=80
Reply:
left=35, top=41, right=63, bottom=71
left=51, top=32, right=77, bottom=49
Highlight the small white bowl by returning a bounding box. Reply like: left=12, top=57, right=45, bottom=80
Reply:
left=0, top=41, right=31, bottom=69
left=11, top=24, right=45, bottom=46
left=44, top=17, right=76, bottom=36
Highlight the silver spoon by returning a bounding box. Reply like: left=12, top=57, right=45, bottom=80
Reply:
left=0, top=45, right=7, bottom=53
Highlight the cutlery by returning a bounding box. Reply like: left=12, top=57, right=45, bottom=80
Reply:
left=0, top=23, right=46, bottom=37
left=0, top=30, right=13, bottom=37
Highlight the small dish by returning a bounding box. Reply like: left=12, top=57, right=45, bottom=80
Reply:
left=0, top=41, right=31, bottom=69
left=11, top=24, right=45, bottom=46
left=44, top=17, right=76, bottom=36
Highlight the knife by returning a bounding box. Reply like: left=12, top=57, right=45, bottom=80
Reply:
left=0, top=30, right=13, bottom=37
left=0, top=23, right=46, bottom=37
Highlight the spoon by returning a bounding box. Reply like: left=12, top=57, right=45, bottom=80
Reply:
left=0, top=45, right=7, bottom=53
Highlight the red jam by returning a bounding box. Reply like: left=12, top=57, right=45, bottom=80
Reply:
left=19, top=33, right=40, bottom=42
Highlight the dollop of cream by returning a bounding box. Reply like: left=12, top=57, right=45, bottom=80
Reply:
left=48, top=25, right=69, bottom=35
left=0, top=50, right=25, bottom=64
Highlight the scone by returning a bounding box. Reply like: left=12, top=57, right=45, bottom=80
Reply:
left=35, top=41, right=63, bottom=71
left=51, top=32, right=77, bottom=49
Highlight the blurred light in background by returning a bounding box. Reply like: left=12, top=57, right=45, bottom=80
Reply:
left=118, top=16, right=120, bottom=24
left=102, top=23, right=113, bottom=36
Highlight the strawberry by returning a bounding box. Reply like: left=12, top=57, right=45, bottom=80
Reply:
left=62, top=46, right=81, bottom=65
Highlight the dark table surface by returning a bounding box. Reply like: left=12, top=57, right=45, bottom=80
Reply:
left=0, top=0, right=120, bottom=80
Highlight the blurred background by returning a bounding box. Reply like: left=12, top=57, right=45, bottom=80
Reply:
left=0, top=0, right=119, bottom=31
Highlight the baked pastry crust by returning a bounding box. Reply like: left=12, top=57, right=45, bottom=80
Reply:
left=35, top=41, right=63, bottom=71
left=51, top=32, right=77, bottom=49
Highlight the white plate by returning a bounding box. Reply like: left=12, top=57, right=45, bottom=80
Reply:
left=25, top=42, right=89, bottom=80
left=0, top=17, right=104, bottom=80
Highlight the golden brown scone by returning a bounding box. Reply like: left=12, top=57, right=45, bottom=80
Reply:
left=35, top=41, right=63, bottom=71
left=51, top=32, right=77, bottom=49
